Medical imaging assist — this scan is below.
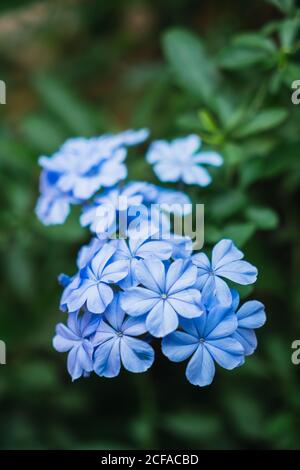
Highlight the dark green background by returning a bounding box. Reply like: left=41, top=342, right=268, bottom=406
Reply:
left=0, top=0, right=300, bottom=449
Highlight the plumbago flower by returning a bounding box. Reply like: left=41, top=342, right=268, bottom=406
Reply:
left=162, top=296, right=245, bottom=387
left=61, top=243, right=128, bottom=314
left=93, top=294, right=154, bottom=377
left=111, top=232, right=173, bottom=288
left=230, top=290, right=266, bottom=356
left=146, top=134, right=223, bottom=186
left=36, top=129, right=149, bottom=225
left=35, top=170, right=80, bottom=225
left=192, top=239, right=258, bottom=306
left=120, top=258, right=202, bottom=337
left=53, top=310, right=100, bottom=381
left=36, top=129, right=266, bottom=385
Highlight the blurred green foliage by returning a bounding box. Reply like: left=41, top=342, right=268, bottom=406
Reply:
left=0, top=0, right=300, bottom=450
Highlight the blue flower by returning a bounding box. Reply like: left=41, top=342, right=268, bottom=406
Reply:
left=146, top=134, right=223, bottom=186
left=111, top=233, right=173, bottom=288
left=120, top=258, right=202, bottom=337
left=61, top=243, right=128, bottom=314
left=162, top=300, right=244, bottom=387
left=36, top=129, right=149, bottom=225
left=230, top=290, right=266, bottom=355
left=80, top=184, right=144, bottom=235
left=39, top=139, right=127, bottom=200
left=169, top=235, right=193, bottom=259
left=93, top=294, right=154, bottom=377
left=53, top=310, right=100, bottom=381
left=35, top=170, right=78, bottom=225
left=76, top=237, right=107, bottom=269
left=192, top=239, right=258, bottom=306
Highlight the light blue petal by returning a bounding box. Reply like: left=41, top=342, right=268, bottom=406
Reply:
left=162, top=331, right=199, bottom=362
left=77, top=341, right=94, bottom=372
left=154, top=161, right=182, bottom=183
left=186, top=344, right=215, bottom=387
left=120, top=287, right=160, bottom=317
left=116, top=128, right=149, bottom=146
left=180, top=314, right=207, bottom=338
left=90, top=243, right=116, bottom=279
left=134, top=259, right=165, bottom=293
left=206, top=337, right=244, bottom=369
left=156, top=189, right=192, bottom=215
left=104, top=293, right=126, bottom=331
left=65, top=279, right=95, bottom=312
left=230, top=288, right=240, bottom=311
left=53, top=331, right=78, bottom=352
left=168, top=289, right=202, bottom=319
left=146, top=141, right=172, bottom=164
left=182, top=165, right=211, bottom=186
left=216, top=260, right=258, bottom=285
left=135, top=240, right=173, bottom=261
left=166, top=259, right=197, bottom=295
left=94, top=338, right=121, bottom=378
left=122, top=315, right=148, bottom=336
left=146, top=300, right=178, bottom=337
left=93, top=319, right=117, bottom=345
left=77, top=238, right=105, bottom=269
left=211, top=239, right=243, bottom=270
left=170, top=235, right=193, bottom=259
left=233, top=328, right=257, bottom=356
left=214, top=276, right=232, bottom=306
left=79, top=311, right=101, bottom=337
left=66, top=311, right=80, bottom=334
left=236, top=301, right=266, bottom=329
left=192, top=252, right=211, bottom=271
left=173, top=134, right=201, bottom=155
left=204, top=305, right=238, bottom=339
left=67, top=346, right=84, bottom=381
left=192, top=151, right=223, bottom=166
left=120, top=336, right=154, bottom=373
left=101, top=260, right=128, bottom=284
left=36, top=194, right=71, bottom=225
left=86, top=283, right=113, bottom=314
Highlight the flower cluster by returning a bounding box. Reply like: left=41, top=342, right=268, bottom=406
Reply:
left=37, top=131, right=266, bottom=387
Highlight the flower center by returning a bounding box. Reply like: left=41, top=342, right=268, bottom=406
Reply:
left=116, top=331, right=123, bottom=337
left=161, top=293, right=168, bottom=299
left=199, top=338, right=205, bottom=344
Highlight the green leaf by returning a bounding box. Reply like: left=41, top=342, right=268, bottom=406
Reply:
left=20, top=115, right=66, bottom=153
left=176, top=113, right=204, bottom=132
left=222, top=222, right=256, bottom=246
left=162, top=29, right=219, bottom=102
left=246, top=206, right=279, bottom=229
left=240, top=159, right=264, bottom=187
left=279, top=17, right=300, bottom=50
left=232, top=33, right=277, bottom=54
left=162, top=412, right=221, bottom=442
left=198, top=109, right=218, bottom=133
left=218, top=47, right=270, bottom=69
left=210, top=190, right=248, bottom=220
left=32, top=75, right=98, bottom=135
left=233, top=108, right=288, bottom=138
left=266, top=0, right=295, bottom=14
left=223, top=143, right=244, bottom=165
left=223, top=391, right=264, bottom=439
